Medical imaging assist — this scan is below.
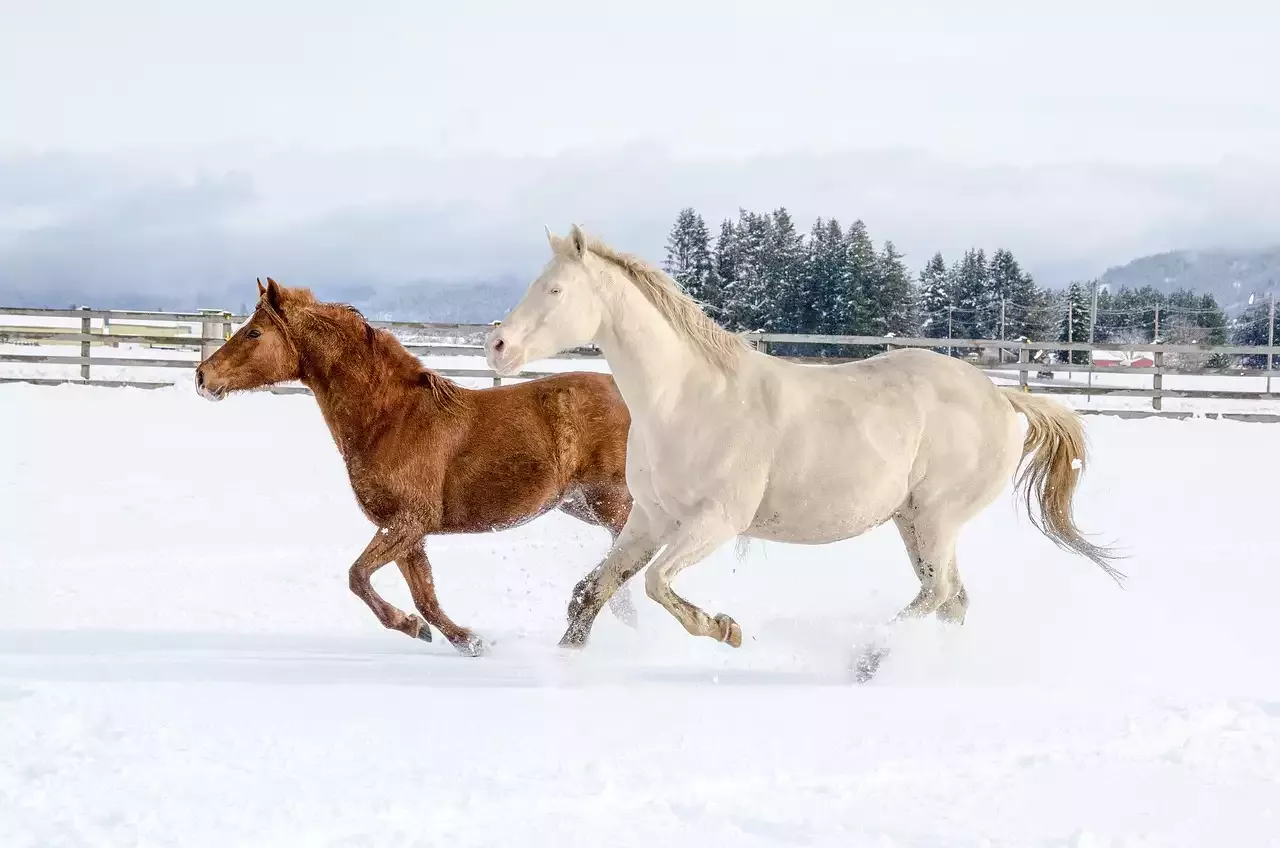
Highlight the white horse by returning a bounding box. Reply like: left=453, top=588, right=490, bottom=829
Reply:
left=486, top=225, right=1120, bottom=680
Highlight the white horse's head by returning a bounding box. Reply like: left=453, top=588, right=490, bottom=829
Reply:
left=486, top=224, right=605, bottom=376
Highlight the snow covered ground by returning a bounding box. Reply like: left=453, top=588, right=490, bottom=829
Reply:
left=2, top=380, right=1280, bottom=847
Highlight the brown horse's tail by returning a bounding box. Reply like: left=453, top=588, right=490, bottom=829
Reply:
left=1002, top=388, right=1125, bottom=584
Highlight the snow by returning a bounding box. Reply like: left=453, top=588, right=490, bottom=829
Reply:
left=3, top=381, right=1280, bottom=846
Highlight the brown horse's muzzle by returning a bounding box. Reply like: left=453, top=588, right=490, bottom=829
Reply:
left=194, top=364, right=226, bottom=401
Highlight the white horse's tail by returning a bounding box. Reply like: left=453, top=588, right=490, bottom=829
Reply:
left=1002, top=389, right=1125, bottom=584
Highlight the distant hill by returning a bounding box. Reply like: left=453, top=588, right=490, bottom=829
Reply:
left=354, top=278, right=524, bottom=324
left=0, top=278, right=525, bottom=324
left=1098, top=247, right=1280, bottom=314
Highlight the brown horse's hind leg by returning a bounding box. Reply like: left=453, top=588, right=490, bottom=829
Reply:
left=558, top=484, right=639, bottom=629
left=347, top=526, right=430, bottom=640
left=396, top=543, right=485, bottom=657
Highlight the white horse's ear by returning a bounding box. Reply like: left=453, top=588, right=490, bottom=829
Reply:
left=544, top=224, right=559, bottom=252
left=568, top=223, right=587, bottom=260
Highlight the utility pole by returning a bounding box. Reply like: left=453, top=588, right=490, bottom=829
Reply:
left=1268, top=293, right=1276, bottom=395
left=999, top=298, right=1006, bottom=362
left=1067, top=300, right=1073, bottom=366
left=1088, top=282, right=1099, bottom=403
left=947, top=306, right=953, bottom=358
left=1089, top=281, right=1099, bottom=344
left=1154, top=304, right=1160, bottom=343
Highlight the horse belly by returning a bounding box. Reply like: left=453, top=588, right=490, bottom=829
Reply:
left=748, top=423, right=913, bottom=544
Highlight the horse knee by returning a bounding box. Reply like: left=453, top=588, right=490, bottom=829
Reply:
left=348, top=565, right=366, bottom=595
left=643, top=564, right=667, bottom=604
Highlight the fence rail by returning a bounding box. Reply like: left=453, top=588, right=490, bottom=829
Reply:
left=2, top=306, right=1277, bottom=417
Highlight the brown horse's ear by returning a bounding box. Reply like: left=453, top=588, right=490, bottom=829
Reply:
left=257, top=278, right=266, bottom=297
left=265, top=277, right=284, bottom=313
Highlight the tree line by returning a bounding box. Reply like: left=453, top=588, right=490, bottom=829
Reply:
left=662, top=207, right=1268, bottom=362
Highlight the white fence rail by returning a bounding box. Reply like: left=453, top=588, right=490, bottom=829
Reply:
left=2, top=306, right=1278, bottom=421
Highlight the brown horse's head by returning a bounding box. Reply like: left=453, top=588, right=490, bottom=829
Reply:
left=195, top=278, right=308, bottom=401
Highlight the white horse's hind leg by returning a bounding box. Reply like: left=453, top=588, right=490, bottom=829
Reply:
left=643, top=509, right=742, bottom=646
left=889, top=508, right=964, bottom=622
left=936, top=582, right=970, bottom=624
left=853, top=503, right=966, bottom=683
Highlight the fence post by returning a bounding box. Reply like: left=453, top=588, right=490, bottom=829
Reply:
left=1018, top=346, right=1029, bottom=390
left=200, top=309, right=226, bottom=363
left=80, top=307, right=92, bottom=381
left=1153, top=349, right=1163, bottom=411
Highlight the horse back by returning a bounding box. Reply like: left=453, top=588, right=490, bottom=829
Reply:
left=490, top=371, right=630, bottom=484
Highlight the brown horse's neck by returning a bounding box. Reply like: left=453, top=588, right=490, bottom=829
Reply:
left=291, top=309, right=463, bottom=459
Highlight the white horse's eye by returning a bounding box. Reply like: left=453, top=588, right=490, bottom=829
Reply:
left=550, top=287, right=561, bottom=295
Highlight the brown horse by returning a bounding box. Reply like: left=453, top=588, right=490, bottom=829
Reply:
left=195, top=277, right=635, bottom=656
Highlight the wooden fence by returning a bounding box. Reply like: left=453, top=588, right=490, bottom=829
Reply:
left=2, top=306, right=1277, bottom=420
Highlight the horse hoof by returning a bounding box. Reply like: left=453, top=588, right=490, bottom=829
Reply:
left=853, top=647, right=886, bottom=684
left=557, top=634, right=586, bottom=650
left=454, top=635, right=485, bottom=657
left=714, top=614, right=743, bottom=648
left=416, top=625, right=433, bottom=643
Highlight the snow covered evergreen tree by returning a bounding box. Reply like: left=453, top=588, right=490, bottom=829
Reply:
left=710, top=218, right=739, bottom=322
left=763, top=207, right=807, bottom=332
left=987, top=249, right=1026, bottom=339
left=863, top=240, right=917, bottom=337
left=662, top=208, right=717, bottom=309
left=1059, top=281, right=1091, bottom=364
left=950, top=249, right=989, bottom=340
left=828, top=219, right=875, bottom=335
left=1232, top=294, right=1276, bottom=368
left=722, top=209, right=774, bottom=332
left=803, top=217, right=847, bottom=338
left=918, top=252, right=951, bottom=340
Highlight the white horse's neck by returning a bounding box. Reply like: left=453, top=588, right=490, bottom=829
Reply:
left=591, top=267, right=724, bottom=416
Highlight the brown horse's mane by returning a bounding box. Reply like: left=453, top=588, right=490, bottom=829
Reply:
left=280, top=289, right=467, bottom=415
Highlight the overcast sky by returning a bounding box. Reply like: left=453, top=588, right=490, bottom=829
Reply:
left=3, top=0, right=1279, bottom=299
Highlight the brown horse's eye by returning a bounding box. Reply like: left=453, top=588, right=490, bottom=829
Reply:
left=246, top=328, right=262, bottom=340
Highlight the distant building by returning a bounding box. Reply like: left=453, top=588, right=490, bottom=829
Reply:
left=1092, top=349, right=1155, bottom=368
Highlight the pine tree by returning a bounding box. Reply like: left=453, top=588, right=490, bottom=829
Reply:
left=722, top=209, right=773, bottom=332
left=1232, top=295, right=1275, bottom=368
left=918, top=252, right=951, bottom=340
left=864, top=240, right=917, bottom=337
left=1025, top=283, right=1060, bottom=345
left=661, top=208, right=717, bottom=310
left=711, top=218, right=739, bottom=322
left=1193, top=292, right=1230, bottom=367
left=830, top=219, right=876, bottom=336
left=1059, top=281, right=1091, bottom=364
left=987, top=249, right=1029, bottom=339
left=950, top=249, right=989, bottom=341
left=763, top=207, right=807, bottom=332
left=804, top=217, right=848, bottom=340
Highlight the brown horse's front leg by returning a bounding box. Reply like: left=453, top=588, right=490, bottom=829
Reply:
left=397, top=543, right=485, bottom=657
left=347, top=527, right=429, bottom=640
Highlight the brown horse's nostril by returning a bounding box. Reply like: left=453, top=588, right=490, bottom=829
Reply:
left=195, top=368, right=205, bottom=389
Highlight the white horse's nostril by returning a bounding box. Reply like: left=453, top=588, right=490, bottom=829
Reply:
left=493, top=338, right=506, bottom=353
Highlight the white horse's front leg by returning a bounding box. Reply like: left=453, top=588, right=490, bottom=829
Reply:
left=560, top=508, right=661, bottom=647
left=643, top=505, right=743, bottom=646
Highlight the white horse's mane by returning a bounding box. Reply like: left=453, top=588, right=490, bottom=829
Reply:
left=582, top=237, right=749, bottom=373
